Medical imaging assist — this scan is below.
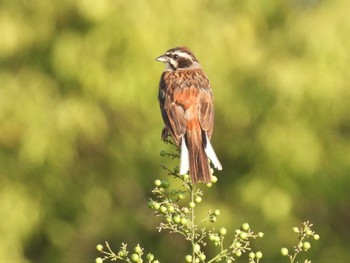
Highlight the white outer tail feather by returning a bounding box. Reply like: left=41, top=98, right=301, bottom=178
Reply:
left=179, top=136, right=189, bottom=175
left=179, top=134, right=222, bottom=175
left=205, top=135, right=223, bottom=170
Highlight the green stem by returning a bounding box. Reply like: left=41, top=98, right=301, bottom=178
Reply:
left=190, top=183, right=196, bottom=263
left=207, top=250, right=228, bottom=263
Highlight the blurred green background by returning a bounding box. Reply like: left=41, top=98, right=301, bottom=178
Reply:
left=1, top=0, right=349, bottom=262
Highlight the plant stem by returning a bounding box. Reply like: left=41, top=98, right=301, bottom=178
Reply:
left=190, top=184, right=196, bottom=263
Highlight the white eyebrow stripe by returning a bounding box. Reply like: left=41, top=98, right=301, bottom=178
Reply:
left=175, top=51, right=193, bottom=60
left=166, top=51, right=193, bottom=61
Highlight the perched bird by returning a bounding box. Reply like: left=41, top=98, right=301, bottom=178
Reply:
left=156, top=46, right=222, bottom=183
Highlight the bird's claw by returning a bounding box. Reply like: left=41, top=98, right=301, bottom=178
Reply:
left=161, top=127, right=169, bottom=142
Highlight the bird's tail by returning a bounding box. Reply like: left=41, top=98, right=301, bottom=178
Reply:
left=180, top=129, right=211, bottom=183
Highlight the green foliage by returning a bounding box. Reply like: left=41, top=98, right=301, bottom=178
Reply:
left=0, top=0, right=349, bottom=262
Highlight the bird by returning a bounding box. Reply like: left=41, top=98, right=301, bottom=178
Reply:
left=156, top=46, right=222, bottom=183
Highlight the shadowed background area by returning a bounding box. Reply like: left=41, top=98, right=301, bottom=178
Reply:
left=0, top=0, right=349, bottom=262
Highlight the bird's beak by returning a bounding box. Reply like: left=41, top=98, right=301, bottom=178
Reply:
left=155, top=55, right=167, bottom=63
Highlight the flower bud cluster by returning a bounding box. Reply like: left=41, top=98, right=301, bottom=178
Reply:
left=184, top=243, right=206, bottom=263
left=95, top=242, right=159, bottom=263
left=95, top=148, right=319, bottom=263
left=227, top=223, right=264, bottom=262
left=281, top=221, right=320, bottom=262
left=207, top=222, right=264, bottom=262
left=148, top=178, right=194, bottom=231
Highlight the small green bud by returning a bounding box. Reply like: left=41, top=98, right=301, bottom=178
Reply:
left=235, top=250, right=242, bottom=257
left=258, top=232, right=264, bottom=238
left=249, top=252, right=255, bottom=259
left=219, top=227, right=227, bottom=235
left=240, top=232, right=248, bottom=239
left=292, top=227, right=299, bottom=233
left=154, top=179, right=162, bottom=186
left=209, top=233, right=215, bottom=241
left=194, top=243, right=201, bottom=252
left=314, top=234, right=320, bottom=240
left=256, top=251, right=263, bottom=259
left=153, top=202, right=160, bottom=210
left=195, top=196, right=202, bottom=203
left=96, top=244, right=103, bottom=251
left=199, top=253, right=206, bottom=261
left=214, top=235, right=220, bottom=242
left=147, top=200, right=154, bottom=209
left=195, top=258, right=200, bottom=263
left=146, top=253, right=154, bottom=261
left=235, top=229, right=241, bottom=235
left=134, top=245, right=142, bottom=254
left=189, top=201, right=196, bottom=208
left=183, top=174, right=190, bottom=180
left=281, top=247, right=289, bottom=256
left=214, top=209, right=221, bottom=216
left=303, top=241, right=311, bottom=250
left=185, top=255, right=192, bottom=262
left=178, top=193, right=185, bottom=199
left=241, top=223, right=250, bottom=231
left=167, top=205, right=175, bottom=213
left=160, top=206, right=167, bottom=213
left=131, top=254, right=139, bottom=262
left=183, top=207, right=190, bottom=213
left=165, top=216, right=172, bottom=223
left=234, top=242, right=242, bottom=248
left=161, top=179, right=170, bottom=188
left=153, top=260, right=160, bottom=263
left=211, top=175, right=218, bottom=183
left=306, top=229, right=313, bottom=236
left=95, top=257, right=103, bottom=263
left=206, top=182, right=212, bottom=188
left=173, top=214, right=181, bottom=223
left=181, top=217, right=188, bottom=225
left=118, top=250, right=127, bottom=257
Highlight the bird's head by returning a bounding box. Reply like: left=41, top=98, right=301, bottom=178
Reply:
left=156, top=47, right=201, bottom=71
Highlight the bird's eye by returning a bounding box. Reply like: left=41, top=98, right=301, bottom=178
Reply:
left=173, top=54, right=179, bottom=59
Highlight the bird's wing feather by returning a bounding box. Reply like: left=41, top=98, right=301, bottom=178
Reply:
left=198, top=89, right=214, bottom=139
left=159, top=72, right=187, bottom=145
left=166, top=103, right=186, bottom=144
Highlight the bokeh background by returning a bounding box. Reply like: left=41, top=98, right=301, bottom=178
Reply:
left=1, top=0, right=349, bottom=262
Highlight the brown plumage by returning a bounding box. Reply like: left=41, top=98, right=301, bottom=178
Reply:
left=156, top=47, right=222, bottom=183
